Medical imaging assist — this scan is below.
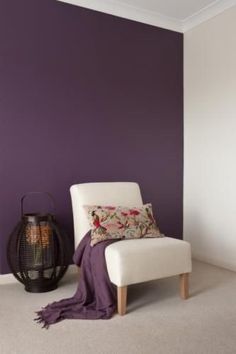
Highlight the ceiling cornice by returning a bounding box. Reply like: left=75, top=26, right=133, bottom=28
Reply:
left=57, top=0, right=182, bottom=32
left=57, top=0, right=236, bottom=33
left=183, top=0, right=236, bottom=32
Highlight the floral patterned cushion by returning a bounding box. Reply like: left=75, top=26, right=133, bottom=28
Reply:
left=84, top=203, right=162, bottom=246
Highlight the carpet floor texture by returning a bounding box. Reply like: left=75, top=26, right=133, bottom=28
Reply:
left=0, top=260, right=236, bottom=354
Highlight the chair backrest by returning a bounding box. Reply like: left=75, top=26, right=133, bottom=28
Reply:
left=70, top=182, right=143, bottom=248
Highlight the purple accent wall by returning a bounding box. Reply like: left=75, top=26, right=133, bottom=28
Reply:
left=0, top=0, right=183, bottom=274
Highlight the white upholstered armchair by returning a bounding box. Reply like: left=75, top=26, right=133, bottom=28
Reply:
left=70, top=182, right=192, bottom=315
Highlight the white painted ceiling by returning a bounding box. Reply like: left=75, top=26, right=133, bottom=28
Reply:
left=58, top=0, right=236, bottom=32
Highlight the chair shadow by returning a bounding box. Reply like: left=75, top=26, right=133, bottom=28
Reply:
left=127, top=279, right=178, bottom=312
left=126, top=263, right=236, bottom=312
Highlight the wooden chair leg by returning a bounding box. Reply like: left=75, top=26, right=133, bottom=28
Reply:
left=117, top=286, right=127, bottom=315
left=180, top=273, right=189, bottom=299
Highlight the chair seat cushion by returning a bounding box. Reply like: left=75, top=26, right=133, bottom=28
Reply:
left=105, top=237, right=192, bottom=286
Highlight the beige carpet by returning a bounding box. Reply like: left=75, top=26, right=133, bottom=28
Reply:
left=0, top=260, right=236, bottom=354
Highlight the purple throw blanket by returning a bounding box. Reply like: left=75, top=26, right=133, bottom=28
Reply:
left=35, top=232, right=117, bottom=328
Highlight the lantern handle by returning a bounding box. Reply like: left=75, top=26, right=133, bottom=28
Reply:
left=21, top=192, right=56, bottom=216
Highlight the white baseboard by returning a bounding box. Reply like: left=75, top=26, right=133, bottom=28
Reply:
left=0, top=265, right=78, bottom=285
left=0, top=273, right=16, bottom=285
left=192, top=253, right=236, bottom=273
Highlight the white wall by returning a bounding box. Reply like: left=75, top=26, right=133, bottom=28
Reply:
left=184, top=6, right=236, bottom=271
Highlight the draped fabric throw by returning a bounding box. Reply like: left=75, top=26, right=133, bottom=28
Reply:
left=35, top=232, right=117, bottom=328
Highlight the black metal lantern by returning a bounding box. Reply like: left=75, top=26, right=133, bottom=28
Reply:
left=7, top=192, right=68, bottom=293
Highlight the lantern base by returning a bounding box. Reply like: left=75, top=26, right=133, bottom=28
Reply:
left=24, top=280, right=58, bottom=293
